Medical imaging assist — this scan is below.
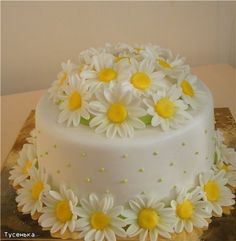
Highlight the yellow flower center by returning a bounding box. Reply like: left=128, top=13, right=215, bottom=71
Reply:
left=176, top=200, right=193, bottom=220
left=115, top=56, right=130, bottom=63
left=98, top=68, right=117, bottom=83
left=55, top=201, right=72, bottom=223
left=22, top=160, right=32, bottom=175
left=31, top=181, right=44, bottom=200
left=138, top=208, right=159, bottom=230
left=219, top=163, right=229, bottom=172
left=158, top=59, right=172, bottom=69
left=107, top=103, right=128, bottom=124
left=155, top=98, right=175, bottom=119
left=131, top=72, right=151, bottom=90
left=204, top=181, right=220, bottom=202
left=134, top=47, right=143, bottom=54
left=90, top=211, right=110, bottom=230
left=181, top=80, right=194, bottom=97
left=68, top=91, right=82, bottom=111
left=59, top=72, right=68, bottom=86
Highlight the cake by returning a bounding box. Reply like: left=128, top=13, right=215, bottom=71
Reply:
left=9, top=43, right=236, bottom=241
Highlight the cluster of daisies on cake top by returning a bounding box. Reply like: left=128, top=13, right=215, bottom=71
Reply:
left=47, top=42, right=206, bottom=136
left=9, top=43, right=236, bottom=241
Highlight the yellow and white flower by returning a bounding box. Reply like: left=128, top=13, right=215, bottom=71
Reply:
left=177, top=73, right=206, bottom=109
left=215, top=129, right=224, bottom=146
left=58, top=74, right=91, bottom=127
left=9, top=144, right=37, bottom=187
left=144, top=85, right=192, bottom=131
left=213, top=145, right=236, bottom=188
left=79, top=47, right=106, bottom=65
left=139, top=43, right=162, bottom=60
left=121, top=58, right=166, bottom=95
left=80, top=53, right=129, bottom=92
left=48, top=60, right=77, bottom=103
left=76, top=193, right=126, bottom=241
left=89, top=84, right=146, bottom=138
left=16, top=167, right=50, bottom=216
left=199, top=170, right=235, bottom=216
left=214, top=129, right=225, bottom=163
left=156, top=50, right=190, bottom=79
left=171, top=187, right=210, bottom=233
left=26, top=128, right=37, bottom=146
left=213, top=129, right=236, bottom=187
left=123, top=195, right=175, bottom=241
left=38, top=185, right=79, bottom=235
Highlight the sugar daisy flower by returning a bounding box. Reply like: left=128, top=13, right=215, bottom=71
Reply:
left=214, top=129, right=225, bottom=163
left=144, top=85, right=192, bottom=131
left=139, top=43, right=163, bottom=60
left=48, top=60, right=77, bottom=103
left=121, top=58, right=165, bottom=96
left=80, top=53, right=129, bottom=92
left=26, top=128, right=37, bottom=146
left=213, top=129, right=236, bottom=187
left=213, top=145, right=236, bottom=188
left=38, top=185, right=79, bottom=235
left=156, top=50, right=190, bottom=79
left=58, top=74, right=91, bottom=127
left=9, top=144, right=37, bottom=187
left=89, top=84, right=146, bottom=138
left=76, top=193, right=126, bottom=241
left=79, top=46, right=106, bottom=65
left=16, top=166, right=50, bottom=217
left=123, top=195, right=175, bottom=241
left=199, top=170, right=235, bottom=216
left=171, top=187, right=210, bottom=233
left=177, top=73, right=206, bottom=109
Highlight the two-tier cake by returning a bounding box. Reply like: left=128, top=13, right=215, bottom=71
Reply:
left=9, top=43, right=236, bottom=241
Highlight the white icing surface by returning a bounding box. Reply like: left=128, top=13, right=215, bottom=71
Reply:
left=36, top=81, right=215, bottom=204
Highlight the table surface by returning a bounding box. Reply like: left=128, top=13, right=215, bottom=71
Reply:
left=1, top=64, right=236, bottom=164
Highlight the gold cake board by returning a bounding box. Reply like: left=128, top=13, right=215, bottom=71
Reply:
left=1, top=108, right=236, bottom=241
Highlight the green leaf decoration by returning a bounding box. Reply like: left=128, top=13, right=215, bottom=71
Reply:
left=140, top=115, right=152, bottom=125
left=80, top=115, right=152, bottom=127
left=80, top=117, right=91, bottom=126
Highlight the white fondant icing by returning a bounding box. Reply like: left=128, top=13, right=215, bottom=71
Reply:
left=36, top=82, right=215, bottom=204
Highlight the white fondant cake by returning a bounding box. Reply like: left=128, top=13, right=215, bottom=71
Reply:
left=36, top=82, right=215, bottom=204
left=9, top=43, right=235, bottom=241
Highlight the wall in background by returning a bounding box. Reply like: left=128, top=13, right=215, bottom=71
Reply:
left=2, top=1, right=236, bottom=95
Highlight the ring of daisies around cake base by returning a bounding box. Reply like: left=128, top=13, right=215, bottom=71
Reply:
left=36, top=81, right=215, bottom=205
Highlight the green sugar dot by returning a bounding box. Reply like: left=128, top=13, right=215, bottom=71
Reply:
left=85, top=177, right=91, bottom=183
left=122, top=154, right=128, bottom=159
left=99, top=167, right=105, bottom=172
left=121, top=178, right=128, bottom=184
left=153, top=151, right=158, bottom=156
left=158, top=178, right=163, bottom=183
left=81, top=151, right=87, bottom=157
left=138, top=168, right=144, bottom=173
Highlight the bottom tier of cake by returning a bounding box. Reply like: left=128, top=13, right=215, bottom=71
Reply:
left=9, top=128, right=236, bottom=241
